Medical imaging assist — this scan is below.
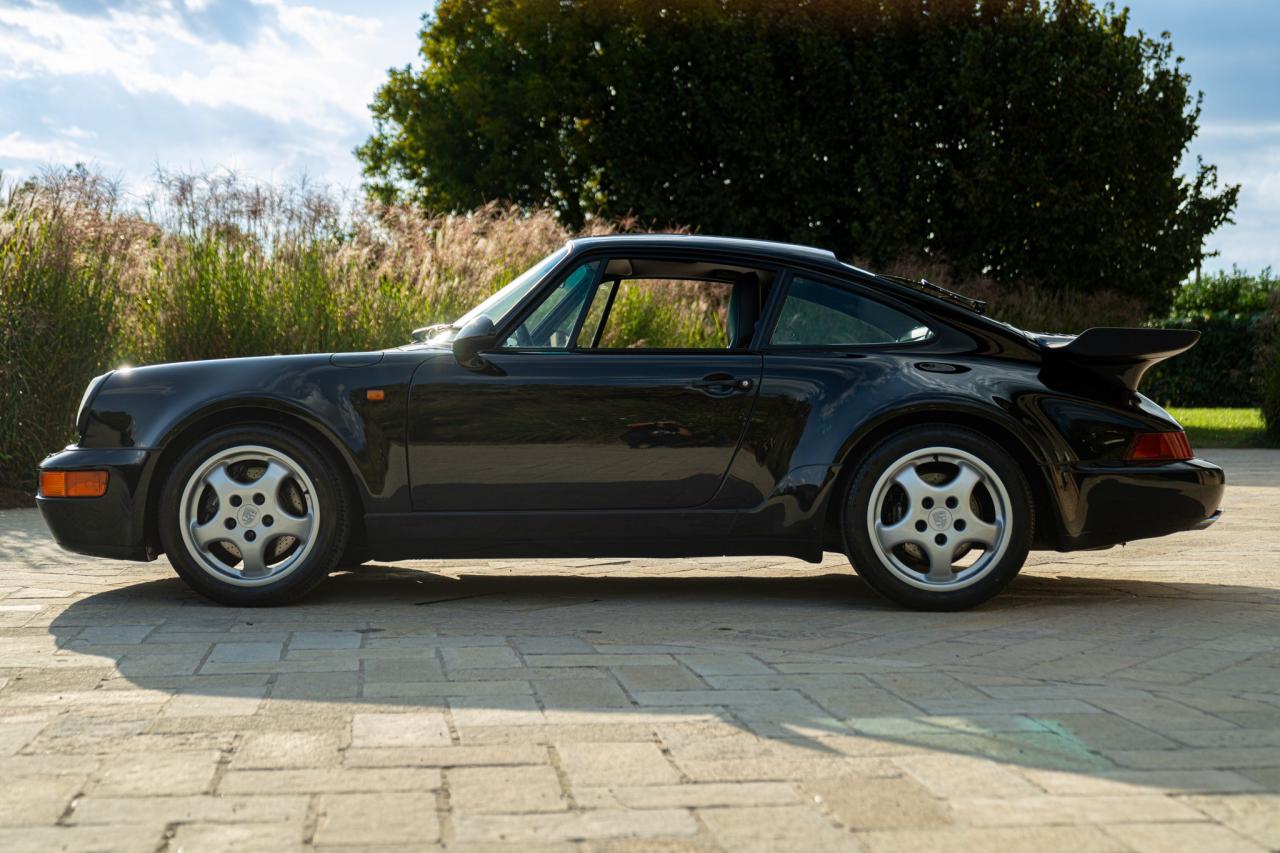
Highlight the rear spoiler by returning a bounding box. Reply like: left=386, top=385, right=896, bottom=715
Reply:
left=1040, top=327, right=1200, bottom=393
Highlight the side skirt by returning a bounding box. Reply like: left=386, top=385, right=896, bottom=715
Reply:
left=363, top=509, right=823, bottom=563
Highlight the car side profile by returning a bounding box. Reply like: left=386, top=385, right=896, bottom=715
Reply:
left=36, top=235, right=1224, bottom=610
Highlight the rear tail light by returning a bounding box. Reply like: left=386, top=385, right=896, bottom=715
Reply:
left=1126, top=431, right=1193, bottom=463
left=39, top=470, right=109, bottom=498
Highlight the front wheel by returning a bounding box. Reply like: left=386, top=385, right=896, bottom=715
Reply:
left=843, top=426, right=1033, bottom=611
left=158, top=425, right=351, bottom=606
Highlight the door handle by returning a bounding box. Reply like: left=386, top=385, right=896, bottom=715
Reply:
left=692, top=374, right=754, bottom=396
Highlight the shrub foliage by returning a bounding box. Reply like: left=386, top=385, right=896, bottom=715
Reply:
left=1145, top=269, right=1278, bottom=407
left=359, top=0, right=1237, bottom=308
left=1259, top=291, right=1280, bottom=439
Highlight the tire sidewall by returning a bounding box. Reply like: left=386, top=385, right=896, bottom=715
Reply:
left=844, top=426, right=1033, bottom=611
left=158, top=425, right=350, bottom=606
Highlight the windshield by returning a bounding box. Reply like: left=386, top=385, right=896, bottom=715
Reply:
left=423, top=247, right=568, bottom=344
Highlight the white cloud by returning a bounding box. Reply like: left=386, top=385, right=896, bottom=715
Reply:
left=0, top=0, right=412, bottom=140
left=0, top=129, right=96, bottom=165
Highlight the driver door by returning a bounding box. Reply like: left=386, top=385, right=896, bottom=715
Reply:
left=408, top=257, right=764, bottom=512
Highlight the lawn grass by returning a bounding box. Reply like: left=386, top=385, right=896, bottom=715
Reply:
left=1167, top=407, right=1278, bottom=449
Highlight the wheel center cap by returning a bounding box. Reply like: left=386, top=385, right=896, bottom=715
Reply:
left=238, top=505, right=259, bottom=526
left=929, top=508, right=952, bottom=531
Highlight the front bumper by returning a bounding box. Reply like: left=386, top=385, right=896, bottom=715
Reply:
left=36, top=447, right=156, bottom=561
left=1050, top=457, right=1225, bottom=551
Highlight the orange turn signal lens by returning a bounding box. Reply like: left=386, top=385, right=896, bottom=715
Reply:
left=1127, top=431, right=1193, bottom=463
left=39, top=470, right=109, bottom=498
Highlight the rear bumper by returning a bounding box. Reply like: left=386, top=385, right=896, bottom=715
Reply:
left=1050, top=457, right=1225, bottom=551
left=36, top=447, right=156, bottom=561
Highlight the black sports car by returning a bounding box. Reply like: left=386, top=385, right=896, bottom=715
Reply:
left=37, top=235, right=1223, bottom=610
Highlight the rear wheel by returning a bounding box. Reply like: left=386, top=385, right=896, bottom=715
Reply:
left=158, top=425, right=351, bottom=606
left=843, top=426, right=1033, bottom=610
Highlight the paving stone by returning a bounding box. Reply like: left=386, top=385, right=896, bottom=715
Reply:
left=805, top=774, right=951, bottom=830
left=74, top=625, right=155, bottom=645
left=313, top=792, right=439, bottom=845
left=363, top=679, right=530, bottom=699
left=611, top=781, right=799, bottom=808
left=219, top=767, right=442, bottom=794
left=1105, top=747, right=1280, bottom=770
left=1103, top=821, right=1267, bottom=852
left=557, top=741, right=679, bottom=786
left=697, top=804, right=858, bottom=852
left=352, top=712, right=452, bottom=748
left=233, top=731, right=342, bottom=769
left=894, top=753, right=1042, bottom=799
left=450, top=694, right=545, bottom=727
left=0, top=775, right=83, bottom=826
left=953, top=794, right=1207, bottom=826
left=453, top=808, right=697, bottom=843
left=67, top=794, right=308, bottom=825
left=344, top=744, right=547, bottom=768
left=1043, top=712, right=1179, bottom=750
left=0, top=824, right=166, bottom=853
left=859, top=825, right=1128, bottom=853
left=95, top=750, right=221, bottom=796
left=449, top=765, right=567, bottom=813
left=523, top=654, right=677, bottom=668
left=208, top=642, right=283, bottom=663
left=443, top=645, right=522, bottom=670
left=611, top=665, right=706, bottom=693
left=512, top=636, right=595, bottom=654
left=271, top=671, right=359, bottom=700
left=362, top=655, right=446, bottom=683
left=1182, top=794, right=1280, bottom=848
left=533, top=676, right=632, bottom=709
left=289, top=631, right=362, bottom=650
left=676, top=653, right=772, bottom=676
left=1024, top=768, right=1264, bottom=795
left=169, top=821, right=304, bottom=852
left=164, top=685, right=267, bottom=717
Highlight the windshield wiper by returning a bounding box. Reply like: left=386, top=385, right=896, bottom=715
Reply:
left=410, top=323, right=457, bottom=343
left=879, top=274, right=987, bottom=315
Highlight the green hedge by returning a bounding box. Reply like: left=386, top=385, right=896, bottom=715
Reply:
left=1145, top=269, right=1278, bottom=408
left=1144, top=312, right=1260, bottom=407
left=1259, top=293, right=1280, bottom=439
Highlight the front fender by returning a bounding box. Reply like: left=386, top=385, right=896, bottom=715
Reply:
left=80, top=353, right=423, bottom=513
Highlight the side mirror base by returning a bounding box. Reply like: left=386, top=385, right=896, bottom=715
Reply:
left=452, top=316, right=499, bottom=371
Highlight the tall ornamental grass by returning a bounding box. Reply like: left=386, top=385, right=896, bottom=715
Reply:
left=1, top=171, right=125, bottom=493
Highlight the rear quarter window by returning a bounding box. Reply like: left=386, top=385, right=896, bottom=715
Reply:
left=770, top=276, right=932, bottom=346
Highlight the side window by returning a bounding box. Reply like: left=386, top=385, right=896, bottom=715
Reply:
left=589, top=279, right=731, bottom=350
left=770, top=276, right=932, bottom=346
left=502, top=261, right=601, bottom=348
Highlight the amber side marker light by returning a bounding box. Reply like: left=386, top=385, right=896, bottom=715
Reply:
left=39, top=470, right=109, bottom=498
left=1127, top=431, right=1193, bottom=463
left=366, top=389, right=386, bottom=402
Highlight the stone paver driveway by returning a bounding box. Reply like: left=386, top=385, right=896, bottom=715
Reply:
left=0, top=449, right=1277, bottom=852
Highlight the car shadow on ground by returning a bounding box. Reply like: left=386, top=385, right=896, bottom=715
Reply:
left=42, top=562, right=1280, bottom=792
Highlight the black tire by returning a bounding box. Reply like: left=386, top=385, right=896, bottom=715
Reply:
left=158, top=424, right=352, bottom=606
left=843, top=425, right=1033, bottom=611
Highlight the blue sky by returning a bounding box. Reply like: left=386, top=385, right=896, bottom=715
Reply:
left=1, top=1, right=1275, bottom=272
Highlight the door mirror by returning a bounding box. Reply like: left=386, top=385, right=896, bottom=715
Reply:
left=452, top=315, right=498, bottom=370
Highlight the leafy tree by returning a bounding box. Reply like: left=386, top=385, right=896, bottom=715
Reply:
left=358, top=0, right=1238, bottom=307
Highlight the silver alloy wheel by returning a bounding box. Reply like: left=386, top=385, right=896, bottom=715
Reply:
left=178, top=444, right=319, bottom=587
left=865, top=446, right=1011, bottom=592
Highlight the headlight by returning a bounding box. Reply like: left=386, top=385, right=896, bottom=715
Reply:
left=75, top=371, right=113, bottom=438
